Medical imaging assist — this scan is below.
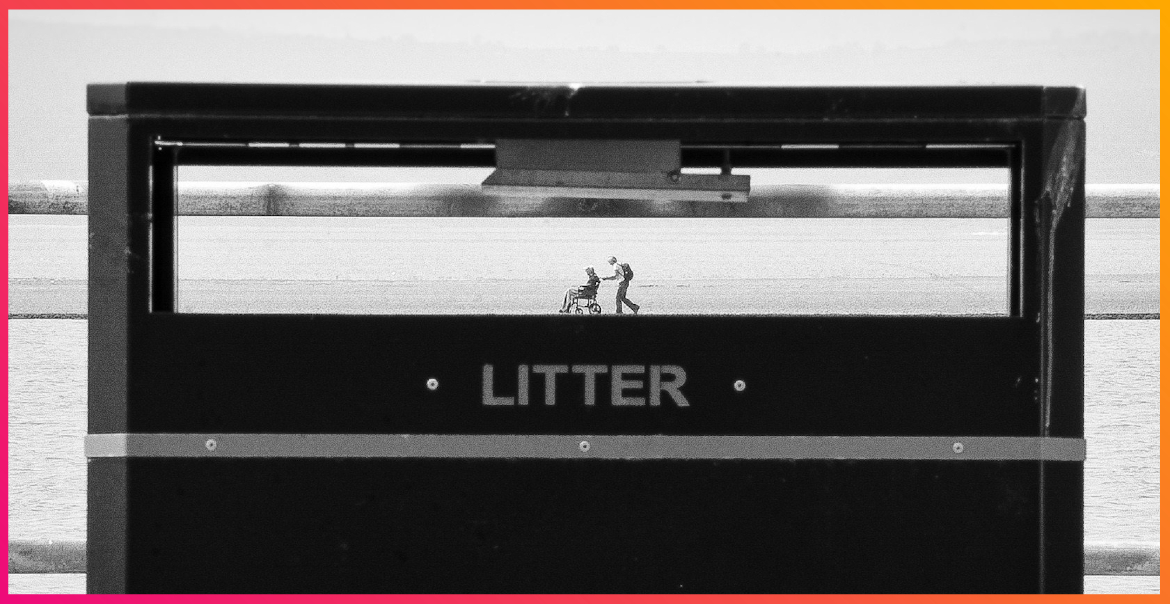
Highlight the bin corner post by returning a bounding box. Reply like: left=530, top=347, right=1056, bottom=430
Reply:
left=86, top=460, right=128, bottom=593
left=87, top=104, right=151, bottom=592
left=1038, top=89, right=1088, bottom=593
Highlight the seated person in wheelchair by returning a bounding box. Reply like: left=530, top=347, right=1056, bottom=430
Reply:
left=559, top=266, right=601, bottom=313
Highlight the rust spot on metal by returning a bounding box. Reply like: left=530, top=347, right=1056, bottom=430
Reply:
left=1037, top=119, right=1086, bottom=431
left=1044, top=120, right=1085, bottom=229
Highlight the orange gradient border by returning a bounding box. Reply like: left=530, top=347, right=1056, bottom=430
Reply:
left=2, top=2, right=1162, bottom=601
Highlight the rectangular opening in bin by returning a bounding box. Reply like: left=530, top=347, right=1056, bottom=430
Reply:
left=171, top=164, right=1010, bottom=316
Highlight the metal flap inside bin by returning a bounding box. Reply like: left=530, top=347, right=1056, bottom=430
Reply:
left=483, top=139, right=750, bottom=202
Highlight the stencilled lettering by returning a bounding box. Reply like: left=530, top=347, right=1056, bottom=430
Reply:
left=482, top=364, right=689, bottom=408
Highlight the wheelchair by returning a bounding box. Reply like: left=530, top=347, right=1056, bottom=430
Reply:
left=567, top=292, right=603, bottom=315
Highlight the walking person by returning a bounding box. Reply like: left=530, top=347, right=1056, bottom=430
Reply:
left=603, top=256, right=639, bottom=314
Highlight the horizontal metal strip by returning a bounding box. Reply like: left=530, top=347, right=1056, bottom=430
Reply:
left=7, top=540, right=1158, bottom=575
left=85, top=434, right=1086, bottom=461
left=170, top=145, right=1012, bottom=169
left=8, top=181, right=1159, bottom=218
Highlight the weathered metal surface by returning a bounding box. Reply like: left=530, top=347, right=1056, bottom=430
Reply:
left=83, top=434, right=1088, bottom=461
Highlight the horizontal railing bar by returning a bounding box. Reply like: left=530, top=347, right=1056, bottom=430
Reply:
left=1083, top=543, right=1162, bottom=576
left=7, top=181, right=1159, bottom=218
left=5, top=313, right=1161, bottom=321
left=8, top=540, right=1159, bottom=576
left=9, top=541, right=84, bottom=574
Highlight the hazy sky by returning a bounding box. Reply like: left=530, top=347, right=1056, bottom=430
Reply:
left=11, top=10, right=1157, bottom=53
left=7, top=10, right=1160, bottom=183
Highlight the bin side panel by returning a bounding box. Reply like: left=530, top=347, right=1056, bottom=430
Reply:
left=125, top=458, right=1049, bottom=593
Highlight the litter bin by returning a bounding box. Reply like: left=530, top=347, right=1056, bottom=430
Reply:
left=86, top=83, right=1085, bottom=593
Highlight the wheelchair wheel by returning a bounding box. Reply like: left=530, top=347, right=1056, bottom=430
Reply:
left=574, top=307, right=584, bottom=314
left=588, top=302, right=602, bottom=314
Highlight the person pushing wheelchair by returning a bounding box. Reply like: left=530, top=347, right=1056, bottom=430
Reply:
left=602, top=256, right=639, bottom=315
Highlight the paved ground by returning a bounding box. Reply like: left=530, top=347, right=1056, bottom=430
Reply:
left=9, top=215, right=1158, bottom=316
left=6, top=274, right=1159, bottom=317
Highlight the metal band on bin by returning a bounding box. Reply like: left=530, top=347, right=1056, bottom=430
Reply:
left=85, top=434, right=1086, bottom=461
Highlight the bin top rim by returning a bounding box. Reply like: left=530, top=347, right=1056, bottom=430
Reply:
left=87, top=82, right=1085, bottom=120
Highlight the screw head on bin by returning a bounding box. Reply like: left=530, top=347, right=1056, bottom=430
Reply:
left=579, top=440, right=591, bottom=453
left=426, top=378, right=439, bottom=391
left=733, top=379, right=746, bottom=392
left=205, top=439, right=217, bottom=452
left=952, top=442, right=964, bottom=454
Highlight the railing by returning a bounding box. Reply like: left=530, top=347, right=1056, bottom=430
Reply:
left=7, top=181, right=1160, bottom=218
left=8, top=540, right=1160, bottom=576
left=9, top=181, right=1159, bottom=582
